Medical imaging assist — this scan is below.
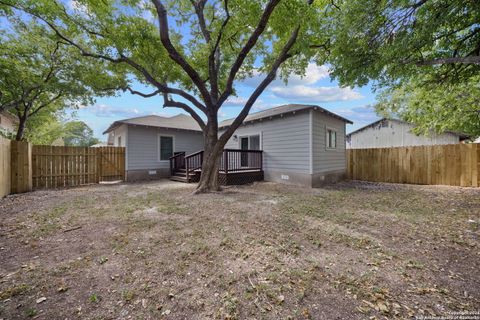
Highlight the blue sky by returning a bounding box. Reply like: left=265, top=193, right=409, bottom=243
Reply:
left=72, top=63, right=380, bottom=140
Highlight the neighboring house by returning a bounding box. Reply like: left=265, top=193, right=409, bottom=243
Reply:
left=91, top=142, right=108, bottom=147
left=346, top=118, right=469, bottom=149
left=0, top=111, right=18, bottom=137
left=103, top=104, right=352, bottom=187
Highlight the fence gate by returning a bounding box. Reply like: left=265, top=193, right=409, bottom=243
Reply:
left=97, top=146, right=126, bottom=182
left=31, top=145, right=125, bottom=189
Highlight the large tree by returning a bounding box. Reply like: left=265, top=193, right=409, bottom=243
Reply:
left=0, top=0, right=328, bottom=192
left=324, top=0, right=480, bottom=137
left=0, top=20, right=124, bottom=141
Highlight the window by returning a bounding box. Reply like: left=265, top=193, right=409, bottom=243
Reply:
left=327, top=129, right=337, bottom=149
left=239, top=134, right=260, bottom=150
left=117, top=136, right=121, bottom=146
left=159, top=136, right=174, bottom=160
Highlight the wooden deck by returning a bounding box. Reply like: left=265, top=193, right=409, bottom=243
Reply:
left=169, top=149, right=264, bottom=185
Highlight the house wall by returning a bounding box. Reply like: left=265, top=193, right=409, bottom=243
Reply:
left=126, top=125, right=204, bottom=181
left=222, top=110, right=314, bottom=186
left=311, top=111, right=347, bottom=186
left=346, top=120, right=460, bottom=149
left=111, top=124, right=128, bottom=147
left=0, top=112, right=17, bottom=135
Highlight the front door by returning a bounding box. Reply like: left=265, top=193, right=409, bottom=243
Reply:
left=240, top=137, right=249, bottom=167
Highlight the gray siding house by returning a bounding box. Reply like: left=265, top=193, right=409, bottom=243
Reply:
left=346, top=118, right=469, bottom=149
left=104, top=114, right=204, bottom=181
left=104, top=104, right=352, bottom=187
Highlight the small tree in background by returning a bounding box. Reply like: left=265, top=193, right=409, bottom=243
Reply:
left=62, top=121, right=99, bottom=147
left=0, top=21, right=124, bottom=141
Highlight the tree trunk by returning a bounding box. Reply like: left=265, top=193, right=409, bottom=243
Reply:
left=195, top=117, right=225, bottom=193
left=15, top=116, right=27, bottom=141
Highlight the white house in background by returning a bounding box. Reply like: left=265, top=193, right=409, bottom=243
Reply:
left=346, top=118, right=470, bottom=149
left=103, top=104, right=352, bottom=187
left=0, top=111, right=18, bottom=137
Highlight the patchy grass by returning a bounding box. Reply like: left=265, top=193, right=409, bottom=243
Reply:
left=0, top=180, right=479, bottom=319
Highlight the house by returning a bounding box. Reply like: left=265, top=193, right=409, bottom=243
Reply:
left=0, top=110, right=18, bottom=137
left=104, top=114, right=204, bottom=181
left=90, top=142, right=108, bottom=147
left=346, top=118, right=470, bottom=149
left=103, top=104, right=352, bottom=187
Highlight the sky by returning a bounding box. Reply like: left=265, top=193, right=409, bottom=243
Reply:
left=71, top=63, right=380, bottom=141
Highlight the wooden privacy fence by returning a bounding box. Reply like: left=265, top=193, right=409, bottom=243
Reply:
left=0, top=138, right=125, bottom=197
left=0, top=136, right=12, bottom=197
left=32, top=145, right=125, bottom=189
left=347, top=143, right=480, bottom=187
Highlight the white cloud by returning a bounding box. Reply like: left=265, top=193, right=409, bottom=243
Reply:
left=224, top=96, right=248, bottom=107
left=270, top=85, right=363, bottom=103
left=336, top=105, right=381, bottom=130
left=242, top=63, right=330, bottom=88
left=87, top=104, right=145, bottom=118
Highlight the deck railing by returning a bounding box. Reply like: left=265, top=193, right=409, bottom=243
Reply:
left=185, top=150, right=204, bottom=180
left=169, top=152, right=185, bottom=175
left=220, top=149, right=263, bottom=173
left=170, top=149, right=263, bottom=178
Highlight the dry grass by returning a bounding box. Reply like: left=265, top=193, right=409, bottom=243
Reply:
left=0, top=180, right=479, bottom=319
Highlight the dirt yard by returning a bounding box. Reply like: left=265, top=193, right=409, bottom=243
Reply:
left=0, top=180, right=479, bottom=319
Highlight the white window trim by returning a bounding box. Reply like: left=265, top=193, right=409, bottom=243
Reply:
left=157, top=134, right=175, bottom=162
left=238, top=132, right=262, bottom=150
left=326, top=127, right=337, bottom=150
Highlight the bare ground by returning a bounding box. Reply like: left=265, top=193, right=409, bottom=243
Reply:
left=0, top=180, right=479, bottom=319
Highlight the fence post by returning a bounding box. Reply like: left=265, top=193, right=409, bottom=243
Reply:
left=11, top=140, right=32, bottom=194
left=96, top=147, right=101, bottom=183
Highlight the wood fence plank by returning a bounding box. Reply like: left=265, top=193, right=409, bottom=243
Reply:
left=348, top=143, right=479, bottom=187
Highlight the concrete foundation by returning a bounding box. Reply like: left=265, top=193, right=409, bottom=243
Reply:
left=311, top=170, right=346, bottom=187
left=264, top=169, right=346, bottom=188
left=126, top=168, right=170, bottom=182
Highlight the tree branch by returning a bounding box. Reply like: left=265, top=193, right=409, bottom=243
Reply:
left=28, top=93, right=63, bottom=117
left=218, top=0, right=282, bottom=106
left=151, top=0, right=213, bottom=108
left=162, top=93, right=206, bottom=130
left=218, top=27, right=300, bottom=146
left=415, top=56, right=480, bottom=66
left=122, top=87, right=161, bottom=98
left=190, top=0, right=211, bottom=42
left=209, top=0, right=230, bottom=104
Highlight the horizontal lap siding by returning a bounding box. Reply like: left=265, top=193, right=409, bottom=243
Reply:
left=127, top=126, right=204, bottom=170
left=312, top=111, right=346, bottom=173
left=347, top=120, right=460, bottom=148
left=223, top=111, right=310, bottom=173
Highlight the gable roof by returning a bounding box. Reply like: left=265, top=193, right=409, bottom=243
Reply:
left=103, top=114, right=202, bottom=134
left=346, top=118, right=470, bottom=140
left=219, top=104, right=352, bottom=128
